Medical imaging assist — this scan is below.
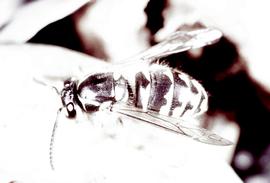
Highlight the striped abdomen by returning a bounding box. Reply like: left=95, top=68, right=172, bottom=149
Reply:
left=115, top=64, right=208, bottom=119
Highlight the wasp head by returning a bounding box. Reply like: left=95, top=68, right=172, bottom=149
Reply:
left=61, top=79, right=82, bottom=118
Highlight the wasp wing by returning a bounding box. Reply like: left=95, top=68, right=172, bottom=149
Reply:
left=110, top=104, right=232, bottom=146
left=126, top=27, right=222, bottom=63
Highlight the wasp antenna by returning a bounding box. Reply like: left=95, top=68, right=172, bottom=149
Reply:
left=33, top=77, right=61, bottom=95
left=50, top=107, right=63, bottom=170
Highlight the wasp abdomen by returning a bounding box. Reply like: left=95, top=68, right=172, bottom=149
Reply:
left=119, top=64, right=208, bottom=118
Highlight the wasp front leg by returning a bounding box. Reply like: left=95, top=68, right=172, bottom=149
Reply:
left=84, top=101, right=123, bottom=139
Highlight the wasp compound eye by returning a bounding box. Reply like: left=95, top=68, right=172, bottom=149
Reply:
left=64, top=79, right=72, bottom=86
left=66, top=102, right=76, bottom=118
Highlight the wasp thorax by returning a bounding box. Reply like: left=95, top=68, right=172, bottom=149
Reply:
left=77, top=73, right=116, bottom=112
